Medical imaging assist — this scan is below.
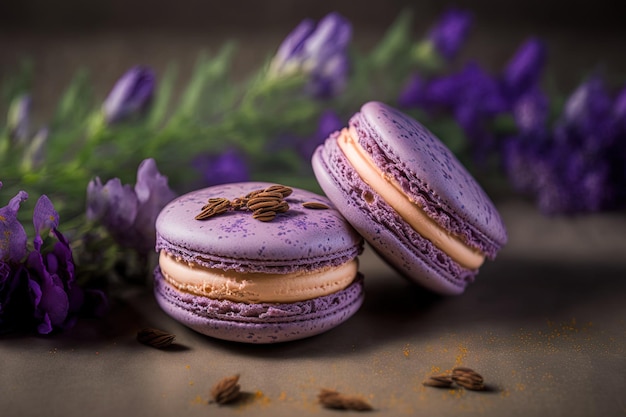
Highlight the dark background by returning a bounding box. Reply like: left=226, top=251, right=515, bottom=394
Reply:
left=1, top=0, right=626, bottom=123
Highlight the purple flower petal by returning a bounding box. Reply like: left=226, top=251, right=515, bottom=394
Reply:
left=26, top=251, right=70, bottom=334
left=503, top=38, right=546, bottom=98
left=33, top=195, right=59, bottom=251
left=273, top=19, right=316, bottom=71
left=299, top=110, right=344, bottom=160
left=0, top=190, right=29, bottom=263
left=562, top=75, right=612, bottom=135
left=194, top=149, right=250, bottom=187
left=427, top=8, right=473, bottom=60
left=87, top=159, right=176, bottom=254
left=133, top=159, right=177, bottom=253
left=103, top=66, right=155, bottom=124
left=86, top=177, right=139, bottom=231
left=270, top=12, right=352, bottom=98
left=398, top=73, right=427, bottom=108
left=513, top=88, right=549, bottom=133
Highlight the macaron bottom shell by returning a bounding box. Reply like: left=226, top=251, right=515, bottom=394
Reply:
left=312, top=137, right=475, bottom=295
left=154, top=268, right=365, bottom=344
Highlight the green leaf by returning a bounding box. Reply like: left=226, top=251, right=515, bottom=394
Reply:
left=369, top=9, right=414, bottom=68
left=173, top=42, right=236, bottom=123
left=146, top=62, right=178, bottom=129
left=52, top=69, right=94, bottom=129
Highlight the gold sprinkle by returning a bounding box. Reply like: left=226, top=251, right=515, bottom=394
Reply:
left=136, top=327, right=176, bottom=349
left=423, top=375, right=454, bottom=388
left=210, top=375, right=242, bottom=405
left=302, top=201, right=330, bottom=210
left=318, top=388, right=373, bottom=412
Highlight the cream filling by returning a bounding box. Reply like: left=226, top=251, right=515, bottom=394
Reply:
left=159, top=251, right=358, bottom=304
left=336, top=127, right=485, bottom=270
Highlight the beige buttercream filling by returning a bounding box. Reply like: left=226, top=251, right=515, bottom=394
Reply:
left=159, top=251, right=358, bottom=304
left=336, top=127, right=485, bottom=270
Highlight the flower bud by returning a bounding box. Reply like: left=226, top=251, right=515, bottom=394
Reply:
left=7, top=94, right=31, bottom=142
left=269, top=12, right=352, bottom=98
left=102, top=66, right=155, bottom=124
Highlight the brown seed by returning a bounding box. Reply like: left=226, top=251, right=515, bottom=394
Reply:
left=210, top=375, right=241, bottom=405
left=231, top=197, right=248, bottom=210
left=318, top=389, right=373, bottom=412
left=245, top=189, right=263, bottom=199
left=452, top=367, right=485, bottom=390
left=423, top=375, right=454, bottom=388
left=253, top=191, right=285, bottom=200
left=206, top=197, right=230, bottom=205
left=196, top=198, right=232, bottom=220
left=136, top=327, right=176, bottom=349
left=252, top=210, right=277, bottom=222
left=263, top=184, right=293, bottom=198
left=275, top=201, right=290, bottom=213
left=302, top=201, right=330, bottom=210
left=247, top=199, right=281, bottom=211
left=452, top=367, right=484, bottom=383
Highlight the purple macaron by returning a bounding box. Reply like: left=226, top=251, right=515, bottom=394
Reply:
left=312, top=101, right=507, bottom=295
left=154, top=182, right=364, bottom=343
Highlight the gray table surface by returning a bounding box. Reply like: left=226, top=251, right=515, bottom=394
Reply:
left=2, top=199, right=625, bottom=417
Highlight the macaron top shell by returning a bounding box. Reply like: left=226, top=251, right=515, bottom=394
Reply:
left=155, top=182, right=363, bottom=274
left=351, top=101, right=507, bottom=257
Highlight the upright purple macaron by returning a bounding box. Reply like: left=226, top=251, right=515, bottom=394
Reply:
left=154, top=182, right=364, bottom=343
left=312, top=101, right=507, bottom=295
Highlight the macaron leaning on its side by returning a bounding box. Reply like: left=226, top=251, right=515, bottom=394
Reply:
left=154, top=182, right=364, bottom=343
left=312, top=101, right=507, bottom=295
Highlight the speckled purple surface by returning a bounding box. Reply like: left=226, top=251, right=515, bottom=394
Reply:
left=156, top=182, right=363, bottom=274
left=312, top=101, right=507, bottom=295
left=154, top=268, right=365, bottom=343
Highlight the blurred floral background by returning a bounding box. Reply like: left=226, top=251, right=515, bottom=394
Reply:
left=1, top=0, right=626, bottom=334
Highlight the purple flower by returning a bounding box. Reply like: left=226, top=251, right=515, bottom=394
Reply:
left=26, top=195, right=76, bottom=333
left=400, top=63, right=507, bottom=161
left=503, top=76, right=626, bottom=214
left=0, top=261, right=30, bottom=333
left=0, top=186, right=28, bottom=263
left=27, top=195, right=107, bottom=334
left=502, top=38, right=547, bottom=99
left=193, top=149, right=250, bottom=187
left=299, top=110, right=343, bottom=160
left=398, top=74, right=427, bottom=108
left=0, top=184, right=30, bottom=332
left=1, top=191, right=107, bottom=334
left=102, top=66, right=155, bottom=124
left=87, top=158, right=176, bottom=254
left=427, top=8, right=473, bottom=61
left=7, top=94, right=31, bottom=142
left=269, top=12, right=352, bottom=98
left=272, top=110, right=343, bottom=162
left=512, top=88, right=549, bottom=134
left=560, top=75, right=615, bottom=146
